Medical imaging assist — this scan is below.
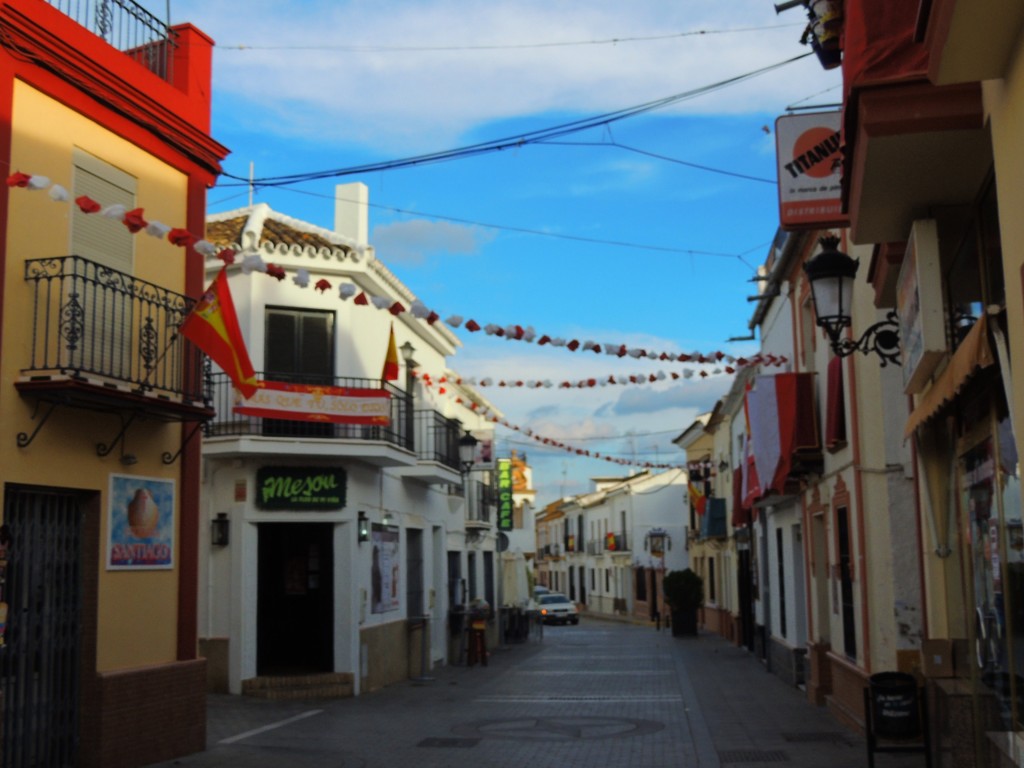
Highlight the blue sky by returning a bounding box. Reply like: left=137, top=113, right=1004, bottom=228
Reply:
left=171, top=0, right=842, bottom=502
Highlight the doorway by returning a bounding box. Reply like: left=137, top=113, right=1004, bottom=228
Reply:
left=2, top=485, right=85, bottom=768
left=257, top=523, right=334, bottom=674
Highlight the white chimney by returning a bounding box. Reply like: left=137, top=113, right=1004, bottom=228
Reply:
left=334, top=182, right=368, bottom=245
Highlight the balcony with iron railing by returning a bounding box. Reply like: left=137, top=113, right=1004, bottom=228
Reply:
left=16, top=256, right=211, bottom=449
left=394, top=409, right=462, bottom=483
left=204, top=371, right=422, bottom=467
left=46, top=0, right=177, bottom=81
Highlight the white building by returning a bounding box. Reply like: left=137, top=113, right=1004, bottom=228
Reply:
left=537, top=469, right=689, bottom=622
left=197, top=184, right=500, bottom=697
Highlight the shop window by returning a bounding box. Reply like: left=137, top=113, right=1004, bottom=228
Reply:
left=944, top=175, right=1001, bottom=351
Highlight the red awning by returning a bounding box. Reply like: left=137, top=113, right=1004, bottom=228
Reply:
left=842, top=0, right=929, bottom=96
left=746, top=373, right=819, bottom=498
left=825, top=356, right=846, bottom=450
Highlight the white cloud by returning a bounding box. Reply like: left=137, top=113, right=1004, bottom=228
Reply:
left=371, top=219, right=494, bottom=264
left=174, top=0, right=835, bottom=152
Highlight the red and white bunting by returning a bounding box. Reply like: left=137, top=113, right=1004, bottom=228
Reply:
left=8, top=172, right=782, bottom=370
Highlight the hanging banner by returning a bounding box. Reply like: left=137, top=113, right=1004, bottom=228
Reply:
left=497, top=457, right=514, bottom=531
left=776, top=110, right=847, bottom=230
left=371, top=524, right=400, bottom=614
left=234, top=380, right=391, bottom=425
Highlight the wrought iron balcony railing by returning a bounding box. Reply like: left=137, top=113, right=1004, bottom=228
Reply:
left=206, top=371, right=413, bottom=451
left=412, top=408, right=461, bottom=471
left=46, top=0, right=177, bottom=81
left=23, top=255, right=205, bottom=403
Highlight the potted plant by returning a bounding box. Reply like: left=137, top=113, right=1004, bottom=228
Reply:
left=662, top=568, right=703, bottom=637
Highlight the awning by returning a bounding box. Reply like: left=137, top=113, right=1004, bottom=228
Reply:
left=904, top=314, right=995, bottom=438
left=842, top=0, right=928, bottom=97
left=746, top=372, right=820, bottom=497
left=825, top=356, right=846, bottom=450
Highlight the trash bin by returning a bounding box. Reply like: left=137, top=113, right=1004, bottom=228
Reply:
left=869, top=672, right=920, bottom=740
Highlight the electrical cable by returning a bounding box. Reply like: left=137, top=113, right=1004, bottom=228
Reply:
left=215, top=52, right=811, bottom=188
left=216, top=23, right=804, bottom=53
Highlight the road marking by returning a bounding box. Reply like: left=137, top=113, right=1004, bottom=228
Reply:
left=218, top=710, right=324, bottom=744
left=475, top=694, right=683, bottom=703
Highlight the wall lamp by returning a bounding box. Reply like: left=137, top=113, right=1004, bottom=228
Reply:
left=211, top=513, right=230, bottom=547
left=358, top=511, right=369, bottom=544
left=803, top=235, right=901, bottom=367
left=458, top=430, right=478, bottom=474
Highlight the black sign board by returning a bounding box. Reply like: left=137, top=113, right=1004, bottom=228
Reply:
left=255, top=466, right=346, bottom=511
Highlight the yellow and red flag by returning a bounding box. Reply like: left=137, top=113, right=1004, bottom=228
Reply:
left=382, top=323, right=400, bottom=381
left=180, top=269, right=258, bottom=398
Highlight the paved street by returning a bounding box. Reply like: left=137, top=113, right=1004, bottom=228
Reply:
left=149, top=619, right=925, bottom=768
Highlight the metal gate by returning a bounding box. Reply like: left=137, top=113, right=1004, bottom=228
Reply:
left=1, top=487, right=83, bottom=768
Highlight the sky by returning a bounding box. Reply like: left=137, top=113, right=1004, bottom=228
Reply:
left=170, top=0, right=843, bottom=503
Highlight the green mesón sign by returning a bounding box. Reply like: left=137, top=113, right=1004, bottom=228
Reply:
left=497, top=458, right=513, bottom=531
left=256, top=466, right=347, bottom=511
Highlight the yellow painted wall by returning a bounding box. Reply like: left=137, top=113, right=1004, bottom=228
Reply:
left=986, top=41, right=1024, bottom=486
left=2, top=81, right=190, bottom=671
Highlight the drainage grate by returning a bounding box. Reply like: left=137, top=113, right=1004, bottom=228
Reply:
left=719, top=750, right=788, bottom=763
left=783, top=732, right=854, bottom=746
left=417, top=738, right=480, bottom=749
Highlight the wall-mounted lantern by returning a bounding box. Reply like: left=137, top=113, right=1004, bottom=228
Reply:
left=804, top=235, right=901, bottom=366
left=358, top=511, right=369, bottom=544
left=211, top=513, right=230, bottom=547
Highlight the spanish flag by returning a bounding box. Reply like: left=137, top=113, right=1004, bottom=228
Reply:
left=688, top=480, right=707, bottom=516
left=382, top=323, right=399, bottom=381
left=180, top=269, right=258, bottom=398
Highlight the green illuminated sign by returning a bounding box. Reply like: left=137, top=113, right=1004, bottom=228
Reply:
left=497, top=458, right=514, bottom=531
left=255, top=466, right=346, bottom=510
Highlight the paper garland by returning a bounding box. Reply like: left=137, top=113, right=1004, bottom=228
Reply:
left=7, top=171, right=783, bottom=370
left=415, top=371, right=683, bottom=470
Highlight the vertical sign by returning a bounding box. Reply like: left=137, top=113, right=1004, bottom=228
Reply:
left=897, top=219, right=946, bottom=394
left=497, top=458, right=514, bottom=531
left=775, top=111, right=846, bottom=230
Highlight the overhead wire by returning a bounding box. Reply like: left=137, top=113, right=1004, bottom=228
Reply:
left=215, top=52, right=811, bottom=189
left=252, top=184, right=752, bottom=260
left=216, top=23, right=804, bottom=53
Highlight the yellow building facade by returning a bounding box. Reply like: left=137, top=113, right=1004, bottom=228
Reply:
left=0, top=2, right=225, bottom=766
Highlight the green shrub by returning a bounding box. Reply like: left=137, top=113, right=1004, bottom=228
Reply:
left=662, top=568, right=704, bottom=611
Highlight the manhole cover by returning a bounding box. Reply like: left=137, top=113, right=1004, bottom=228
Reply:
left=453, top=716, right=664, bottom=742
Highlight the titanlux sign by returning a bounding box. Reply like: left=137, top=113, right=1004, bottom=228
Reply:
left=256, top=466, right=346, bottom=511
left=775, top=110, right=846, bottom=230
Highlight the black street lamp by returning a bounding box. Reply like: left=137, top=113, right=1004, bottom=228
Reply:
left=803, top=235, right=901, bottom=366
left=459, top=430, right=478, bottom=474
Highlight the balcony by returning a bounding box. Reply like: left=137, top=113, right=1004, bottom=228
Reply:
left=392, top=409, right=462, bottom=484
left=606, top=532, right=629, bottom=552
left=842, top=0, right=990, bottom=244
left=923, top=0, right=1024, bottom=86
left=16, top=256, right=211, bottom=447
left=699, top=499, right=728, bottom=540
left=45, top=0, right=177, bottom=81
left=204, top=372, right=416, bottom=467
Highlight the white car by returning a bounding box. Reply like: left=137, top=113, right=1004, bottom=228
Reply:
left=538, top=593, right=579, bottom=625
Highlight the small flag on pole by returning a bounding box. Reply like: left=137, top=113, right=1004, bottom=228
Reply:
left=382, top=324, right=399, bottom=381
left=180, top=268, right=258, bottom=398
